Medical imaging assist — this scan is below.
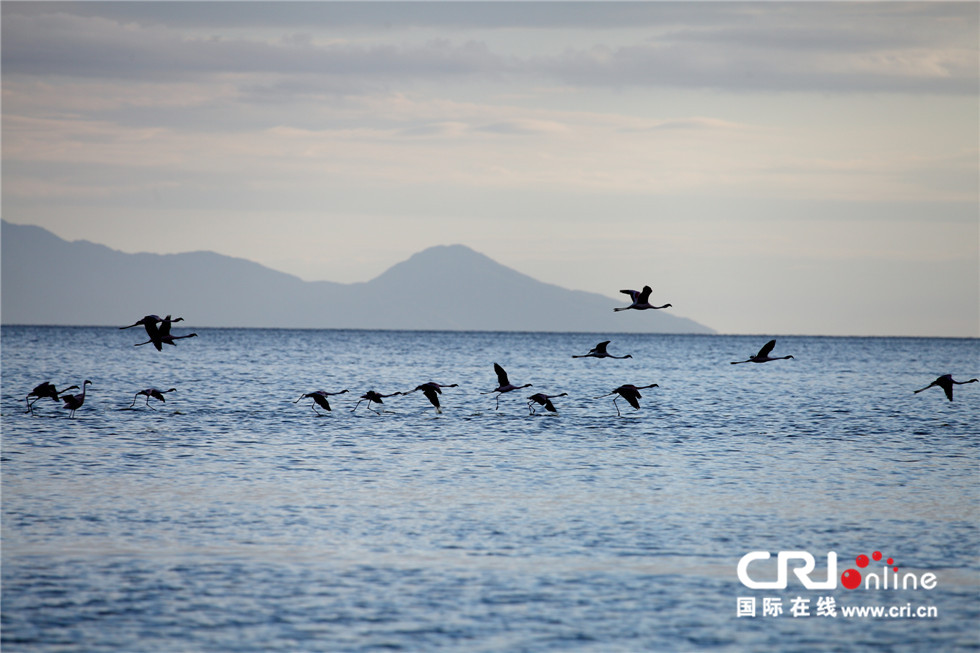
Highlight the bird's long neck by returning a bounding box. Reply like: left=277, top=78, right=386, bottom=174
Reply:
left=955, top=378, right=979, bottom=385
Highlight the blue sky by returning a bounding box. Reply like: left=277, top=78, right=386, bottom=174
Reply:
left=2, top=2, right=977, bottom=336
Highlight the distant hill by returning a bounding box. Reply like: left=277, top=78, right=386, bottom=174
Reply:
left=0, top=220, right=714, bottom=333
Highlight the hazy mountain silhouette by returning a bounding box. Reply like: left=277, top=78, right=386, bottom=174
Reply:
left=1, top=220, right=714, bottom=333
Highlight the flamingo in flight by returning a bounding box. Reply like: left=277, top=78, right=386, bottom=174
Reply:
left=481, top=363, right=532, bottom=410
left=572, top=341, right=632, bottom=359
left=527, top=392, right=568, bottom=415
left=399, top=382, right=458, bottom=413
left=135, top=315, right=197, bottom=351
left=352, top=390, right=399, bottom=414
left=913, top=374, right=978, bottom=402
left=131, top=387, right=177, bottom=409
left=595, top=383, right=659, bottom=416
left=294, top=389, right=349, bottom=414
left=26, top=381, right=79, bottom=414
left=731, top=340, right=794, bottom=365
left=614, top=286, right=672, bottom=312
left=61, top=380, right=92, bottom=418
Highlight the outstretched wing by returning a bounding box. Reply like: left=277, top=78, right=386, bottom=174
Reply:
left=621, top=389, right=641, bottom=410
left=422, top=387, right=441, bottom=407
left=619, top=289, right=640, bottom=301
left=493, top=363, right=509, bottom=387
left=756, top=340, right=777, bottom=358
left=638, top=286, right=653, bottom=303
left=594, top=341, right=611, bottom=354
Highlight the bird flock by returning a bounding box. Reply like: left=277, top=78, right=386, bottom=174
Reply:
left=23, top=292, right=978, bottom=418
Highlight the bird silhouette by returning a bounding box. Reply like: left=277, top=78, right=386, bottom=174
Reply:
left=527, top=392, right=568, bottom=415
left=294, top=389, right=349, bottom=414
left=352, top=390, right=399, bottom=413
left=131, top=387, right=177, bottom=409
left=913, top=374, right=978, bottom=402
left=614, top=286, right=672, bottom=312
left=572, top=341, right=632, bottom=359
left=61, top=380, right=92, bottom=418
left=594, top=383, right=659, bottom=416
left=121, top=315, right=163, bottom=337
left=133, top=315, right=197, bottom=351
left=26, top=382, right=79, bottom=414
left=731, top=339, right=794, bottom=364
left=481, top=363, right=532, bottom=410
left=399, top=382, right=458, bottom=413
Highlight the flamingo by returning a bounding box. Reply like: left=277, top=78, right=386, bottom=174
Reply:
left=913, top=374, right=978, bottom=402
left=572, top=341, right=632, bottom=359
left=121, top=315, right=163, bottom=341
left=731, top=339, right=794, bottom=365
left=134, top=315, right=197, bottom=351
left=131, top=387, right=177, bottom=409
left=594, top=383, right=659, bottom=416
left=614, top=286, right=672, bottom=312
left=481, top=363, right=532, bottom=410
left=26, top=382, right=79, bottom=414
left=527, top=392, right=568, bottom=415
left=61, top=380, right=92, bottom=418
left=399, top=382, right=458, bottom=413
left=352, top=390, right=399, bottom=414
left=294, top=389, right=349, bottom=414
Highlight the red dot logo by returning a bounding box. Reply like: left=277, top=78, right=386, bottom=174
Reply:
left=841, top=569, right=862, bottom=590
left=872, top=551, right=882, bottom=561
left=856, top=554, right=870, bottom=568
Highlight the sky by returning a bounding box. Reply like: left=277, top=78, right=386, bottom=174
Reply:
left=2, top=1, right=978, bottom=337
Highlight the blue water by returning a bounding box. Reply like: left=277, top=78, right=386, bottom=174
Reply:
left=2, top=326, right=978, bottom=652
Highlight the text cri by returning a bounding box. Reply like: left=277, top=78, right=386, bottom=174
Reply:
left=738, top=551, right=837, bottom=590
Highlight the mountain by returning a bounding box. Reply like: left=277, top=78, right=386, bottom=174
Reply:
left=0, top=220, right=714, bottom=333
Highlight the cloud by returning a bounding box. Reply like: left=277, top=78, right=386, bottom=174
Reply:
left=2, top=3, right=976, bottom=95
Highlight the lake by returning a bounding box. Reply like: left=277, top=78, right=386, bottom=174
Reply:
left=2, top=326, right=977, bottom=651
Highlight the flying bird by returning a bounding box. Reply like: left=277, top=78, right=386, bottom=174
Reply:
left=352, top=390, right=399, bottom=414
left=294, top=389, right=349, bottom=414
left=481, top=363, right=532, bottom=410
left=731, top=339, right=794, bottom=364
left=399, top=382, right=458, bottom=413
left=131, top=387, right=177, bottom=409
left=913, top=374, right=979, bottom=402
left=26, top=382, right=79, bottom=414
left=61, top=380, right=92, bottom=418
left=614, top=286, right=672, bottom=312
left=594, top=383, right=659, bottom=416
left=133, top=315, right=197, bottom=351
left=572, top=341, right=632, bottom=359
left=121, top=315, right=163, bottom=338
left=527, top=392, right=568, bottom=415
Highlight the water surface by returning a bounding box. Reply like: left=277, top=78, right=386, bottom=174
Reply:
left=2, top=327, right=978, bottom=651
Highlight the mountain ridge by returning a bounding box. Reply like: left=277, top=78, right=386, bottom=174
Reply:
left=1, top=220, right=714, bottom=333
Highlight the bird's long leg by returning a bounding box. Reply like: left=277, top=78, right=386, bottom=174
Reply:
left=613, top=397, right=621, bottom=417
left=495, top=394, right=501, bottom=410
left=311, top=404, right=322, bottom=416
left=130, top=394, right=139, bottom=407
left=351, top=400, right=364, bottom=412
